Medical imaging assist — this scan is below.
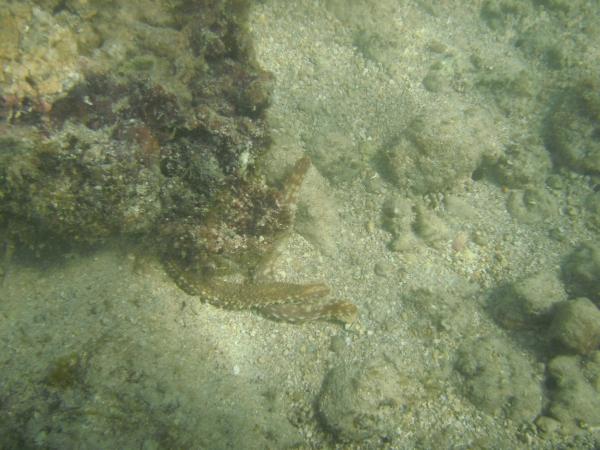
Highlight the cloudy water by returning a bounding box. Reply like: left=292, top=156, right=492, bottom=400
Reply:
left=1, top=1, right=599, bottom=448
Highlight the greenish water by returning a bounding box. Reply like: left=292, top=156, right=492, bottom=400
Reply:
left=1, top=1, right=599, bottom=449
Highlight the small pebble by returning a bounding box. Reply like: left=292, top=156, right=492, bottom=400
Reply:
left=366, top=220, right=376, bottom=233
left=374, top=262, right=391, bottom=277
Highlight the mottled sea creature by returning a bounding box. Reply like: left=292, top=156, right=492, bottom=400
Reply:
left=0, top=2, right=357, bottom=326
left=163, top=157, right=358, bottom=325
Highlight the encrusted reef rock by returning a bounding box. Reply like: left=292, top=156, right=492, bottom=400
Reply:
left=0, top=0, right=360, bottom=325
left=378, top=102, right=501, bottom=194
left=505, top=186, right=559, bottom=225
left=562, top=243, right=600, bottom=306
left=480, top=139, right=552, bottom=189
left=545, top=77, right=600, bottom=175
left=489, top=266, right=600, bottom=357
left=0, top=4, right=82, bottom=102
left=318, top=356, right=425, bottom=443
left=490, top=270, right=567, bottom=329
left=380, top=195, right=418, bottom=252
left=455, top=336, right=543, bottom=423
left=0, top=0, right=273, bottom=258
left=550, top=298, right=600, bottom=355
left=0, top=122, right=163, bottom=243
left=585, top=191, right=600, bottom=232
left=545, top=352, right=600, bottom=434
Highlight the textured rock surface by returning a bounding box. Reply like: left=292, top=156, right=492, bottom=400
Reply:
left=318, top=356, right=425, bottom=442
left=2, top=0, right=600, bottom=448
left=378, top=102, right=502, bottom=195
left=491, top=270, right=567, bottom=329
left=546, top=78, right=600, bottom=175
left=562, top=243, right=600, bottom=305
left=547, top=353, right=600, bottom=434
left=505, top=187, right=560, bottom=224
left=455, top=336, right=543, bottom=423
left=551, top=298, right=600, bottom=355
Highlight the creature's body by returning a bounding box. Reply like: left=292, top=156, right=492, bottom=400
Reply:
left=162, top=157, right=358, bottom=325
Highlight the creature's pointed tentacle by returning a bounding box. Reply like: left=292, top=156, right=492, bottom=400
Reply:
left=280, top=156, right=311, bottom=211
left=167, top=259, right=328, bottom=304
left=165, top=258, right=358, bottom=323
left=259, top=301, right=359, bottom=325
left=163, top=156, right=360, bottom=325
left=1, top=235, right=15, bottom=285
left=252, top=156, right=311, bottom=279
left=204, top=280, right=331, bottom=309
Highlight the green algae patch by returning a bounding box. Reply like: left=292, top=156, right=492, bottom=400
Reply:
left=45, top=352, right=89, bottom=390
left=0, top=0, right=274, bottom=266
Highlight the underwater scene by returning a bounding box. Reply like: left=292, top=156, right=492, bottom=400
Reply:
left=1, top=0, right=600, bottom=448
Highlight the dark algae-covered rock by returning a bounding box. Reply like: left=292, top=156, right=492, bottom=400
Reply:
left=377, top=102, right=501, bottom=194
left=550, top=298, right=600, bottom=355
left=562, top=242, right=600, bottom=305
left=318, top=356, right=426, bottom=443
left=490, top=270, right=567, bottom=329
left=0, top=122, right=163, bottom=242
left=545, top=77, right=600, bottom=175
left=546, top=352, right=600, bottom=434
left=455, top=336, right=543, bottom=423
left=1, top=0, right=272, bottom=247
left=0, top=0, right=357, bottom=324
